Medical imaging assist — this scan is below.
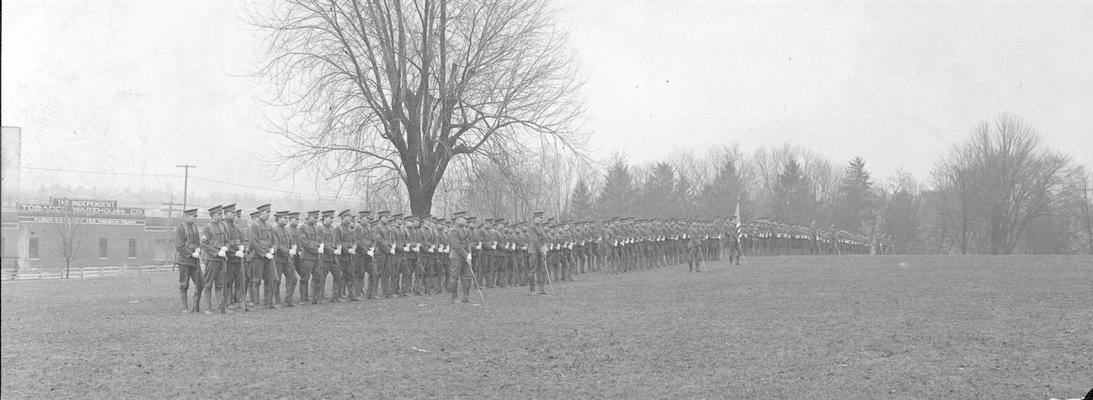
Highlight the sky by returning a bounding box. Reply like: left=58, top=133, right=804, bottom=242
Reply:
left=2, top=0, right=1091, bottom=203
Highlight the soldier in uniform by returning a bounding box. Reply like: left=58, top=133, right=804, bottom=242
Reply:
left=312, top=210, right=339, bottom=303
left=274, top=210, right=299, bottom=307
left=221, top=204, right=249, bottom=311
left=446, top=211, right=475, bottom=303
left=248, top=204, right=279, bottom=309
left=527, top=211, right=549, bottom=295
left=175, top=208, right=203, bottom=313
left=373, top=211, right=395, bottom=298
left=333, top=209, right=357, bottom=302
left=355, top=211, right=375, bottom=300
left=296, top=210, right=321, bottom=304
left=199, top=206, right=230, bottom=314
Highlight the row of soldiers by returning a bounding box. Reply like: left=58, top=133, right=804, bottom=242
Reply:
left=739, top=219, right=892, bottom=256
left=173, top=205, right=746, bottom=313
left=174, top=204, right=889, bottom=313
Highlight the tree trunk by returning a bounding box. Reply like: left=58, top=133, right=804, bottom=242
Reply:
left=408, top=181, right=438, bottom=217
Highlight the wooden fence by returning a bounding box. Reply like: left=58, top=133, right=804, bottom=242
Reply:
left=1, top=264, right=176, bottom=281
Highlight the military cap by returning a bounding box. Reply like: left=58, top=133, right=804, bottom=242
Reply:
left=377, top=210, right=391, bottom=216
left=222, top=203, right=237, bottom=213
left=467, top=215, right=477, bottom=221
left=275, top=210, right=290, bottom=217
left=249, top=210, right=261, bottom=218
left=321, top=210, right=336, bottom=218
left=532, top=211, right=544, bottom=217
left=183, top=208, right=199, bottom=217
left=339, top=209, right=352, bottom=218
left=435, top=217, right=446, bottom=222
left=288, top=211, right=301, bottom=218
left=307, top=210, right=321, bottom=218
left=256, top=204, right=271, bottom=212
left=207, top=206, right=222, bottom=215
left=452, top=211, right=467, bottom=217
left=391, top=213, right=403, bottom=219
left=359, top=210, right=371, bottom=216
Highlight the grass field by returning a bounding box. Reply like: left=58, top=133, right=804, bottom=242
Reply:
left=3, top=255, right=1091, bottom=399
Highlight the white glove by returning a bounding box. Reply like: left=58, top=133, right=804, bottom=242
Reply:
left=466, top=254, right=472, bottom=263
left=334, top=246, right=342, bottom=255
left=234, top=250, right=244, bottom=258
left=348, top=247, right=356, bottom=255
left=218, top=247, right=227, bottom=258
left=289, top=248, right=297, bottom=256
left=318, top=243, right=325, bottom=253
left=402, top=244, right=410, bottom=252
left=389, top=244, right=396, bottom=254
left=367, top=247, right=375, bottom=257
left=191, top=248, right=201, bottom=258
left=265, top=252, right=273, bottom=260
left=475, top=242, right=482, bottom=250
left=238, top=245, right=245, bottom=253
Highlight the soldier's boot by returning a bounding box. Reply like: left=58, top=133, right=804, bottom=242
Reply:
left=311, top=279, right=321, bottom=304
left=299, top=282, right=309, bottom=304
left=284, top=281, right=295, bottom=307
left=192, top=290, right=202, bottom=313
left=201, top=287, right=213, bottom=314
left=462, top=278, right=472, bottom=303
left=331, top=280, right=342, bottom=302
left=180, top=291, right=191, bottom=313
left=450, top=278, right=460, bottom=302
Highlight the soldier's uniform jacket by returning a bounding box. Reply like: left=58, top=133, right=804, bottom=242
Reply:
left=360, top=221, right=378, bottom=253
left=248, top=218, right=276, bottom=258
left=446, top=225, right=472, bottom=261
left=334, top=221, right=355, bottom=256
left=274, top=223, right=293, bottom=261
left=318, top=222, right=337, bottom=258
left=222, top=219, right=247, bottom=262
left=298, top=221, right=321, bottom=261
left=200, top=220, right=228, bottom=262
left=175, top=221, right=201, bottom=267
left=373, top=222, right=394, bottom=255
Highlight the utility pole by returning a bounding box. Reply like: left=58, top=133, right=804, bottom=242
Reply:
left=176, top=164, right=196, bottom=212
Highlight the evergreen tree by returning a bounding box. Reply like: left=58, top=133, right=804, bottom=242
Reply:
left=568, top=178, right=594, bottom=219
left=697, top=160, right=743, bottom=218
left=595, top=158, right=635, bottom=218
left=637, top=162, right=676, bottom=217
left=834, top=157, right=875, bottom=230
left=773, top=159, right=816, bottom=224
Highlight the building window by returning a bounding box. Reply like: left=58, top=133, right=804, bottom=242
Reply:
left=128, top=238, right=137, bottom=258
left=99, top=238, right=108, bottom=259
left=29, top=237, right=40, bottom=259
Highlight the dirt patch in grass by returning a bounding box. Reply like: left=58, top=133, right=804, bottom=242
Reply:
left=3, top=255, right=1091, bottom=399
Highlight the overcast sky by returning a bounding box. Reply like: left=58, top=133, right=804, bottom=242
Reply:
left=3, top=0, right=1091, bottom=201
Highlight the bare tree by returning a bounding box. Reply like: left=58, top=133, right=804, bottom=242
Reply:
left=53, top=214, right=87, bottom=279
left=253, top=0, right=586, bottom=216
left=932, top=113, right=1076, bottom=254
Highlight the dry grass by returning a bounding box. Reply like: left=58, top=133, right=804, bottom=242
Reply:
left=3, top=255, right=1091, bottom=399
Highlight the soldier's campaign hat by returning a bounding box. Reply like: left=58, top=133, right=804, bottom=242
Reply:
left=339, top=209, right=353, bottom=218
left=257, top=204, right=271, bottom=212
left=183, top=208, right=199, bottom=217
left=307, top=210, right=321, bottom=218
left=222, top=203, right=237, bottom=214
left=208, top=205, right=223, bottom=215
left=321, top=210, right=336, bottom=218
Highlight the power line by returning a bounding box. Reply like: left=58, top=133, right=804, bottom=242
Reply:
left=21, top=166, right=359, bottom=201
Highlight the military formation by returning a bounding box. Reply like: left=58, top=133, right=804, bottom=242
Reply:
left=174, top=203, right=888, bottom=314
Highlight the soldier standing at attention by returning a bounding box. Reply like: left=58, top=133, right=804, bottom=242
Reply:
left=313, top=210, right=339, bottom=304
left=221, top=204, right=249, bottom=311
left=373, top=211, right=394, bottom=298
left=333, top=209, right=356, bottom=302
left=175, top=208, right=203, bottom=313
left=286, top=212, right=303, bottom=305
left=296, top=211, right=321, bottom=304
left=526, top=211, right=549, bottom=295
left=248, top=204, right=279, bottom=309
left=446, top=211, right=475, bottom=303
left=354, top=211, right=375, bottom=301
left=273, top=210, right=298, bottom=307
left=200, top=206, right=230, bottom=314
